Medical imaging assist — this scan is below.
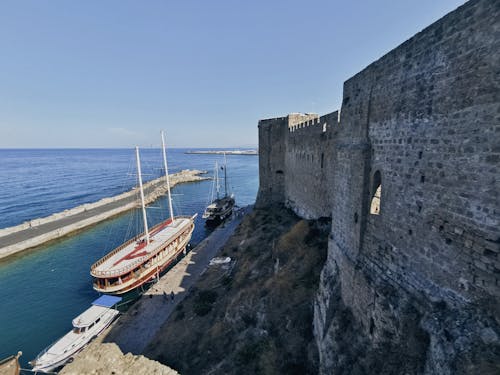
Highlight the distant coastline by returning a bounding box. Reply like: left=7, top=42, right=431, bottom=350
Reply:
left=185, top=150, right=257, bottom=156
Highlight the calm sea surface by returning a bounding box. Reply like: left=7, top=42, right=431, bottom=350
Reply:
left=0, top=148, right=258, bottom=368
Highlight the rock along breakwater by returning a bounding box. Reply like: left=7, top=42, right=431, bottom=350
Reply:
left=0, top=170, right=208, bottom=261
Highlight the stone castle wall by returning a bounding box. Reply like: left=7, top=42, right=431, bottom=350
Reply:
left=257, top=0, right=500, bottom=373
left=285, top=111, right=338, bottom=218
left=330, top=0, right=499, bottom=308
left=258, top=112, right=339, bottom=218
left=257, top=116, right=287, bottom=206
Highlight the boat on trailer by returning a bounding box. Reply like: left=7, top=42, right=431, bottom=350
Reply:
left=91, top=132, right=196, bottom=295
left=30, top=295, right=121, bottom=373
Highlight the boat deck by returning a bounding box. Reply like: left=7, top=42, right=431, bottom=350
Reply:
left=92, top=217, right=192, bottom=276
left=72, top=305, right=112, bottom=328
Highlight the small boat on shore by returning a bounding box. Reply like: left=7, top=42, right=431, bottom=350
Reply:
left=91, top=132, right=196, bottom=295
left=30, top=295, right=121, bottom=373
left=203, top=155, right=235, bottom=226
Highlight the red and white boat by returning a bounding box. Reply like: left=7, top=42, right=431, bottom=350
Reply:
left=90, top=132, right=196, bottom=295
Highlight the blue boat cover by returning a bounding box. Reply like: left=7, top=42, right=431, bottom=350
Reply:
left=92, top=295, right=122, bottom=308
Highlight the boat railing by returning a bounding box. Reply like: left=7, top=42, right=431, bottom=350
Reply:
left=90, top=233, right=142, bottom=270
left=90, top=217, right=179, bottom=271
left=91, top=220, right=194, bottom=278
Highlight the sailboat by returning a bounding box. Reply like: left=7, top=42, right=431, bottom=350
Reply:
left=202, top=154, right=235, bottom=225
left=90, top=132, right=197, bottom=295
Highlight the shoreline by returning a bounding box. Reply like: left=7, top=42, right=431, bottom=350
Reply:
left=0, top=170, right=209, bottom=261
left=88, top=207, right=250, bottom=354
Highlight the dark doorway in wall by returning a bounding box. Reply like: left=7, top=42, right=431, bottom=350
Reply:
left=370, top=170, right=382, bottom=215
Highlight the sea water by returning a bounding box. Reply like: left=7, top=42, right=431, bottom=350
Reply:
left=0, top=148, right=258, bottom=368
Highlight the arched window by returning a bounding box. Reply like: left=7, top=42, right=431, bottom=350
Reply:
left=370, top=171, right=382, bottom=215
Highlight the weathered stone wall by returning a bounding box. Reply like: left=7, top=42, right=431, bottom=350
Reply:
left=257, top=116, right=287, bottom=206
left=258, top=0, right=500, bottom=373
left=285, top=111, right=339, bottom=219
left=332, top=0, right=499, bottom=311
left=258, top=112, right=339, bottom=218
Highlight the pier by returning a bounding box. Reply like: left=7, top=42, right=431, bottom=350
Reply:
left=100, top=207, right=249, bottom=354
left=0, top=170, right=208, bottom=261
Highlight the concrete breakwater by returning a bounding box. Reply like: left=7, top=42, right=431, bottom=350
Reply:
left=0, top=170, right=208, bottom=261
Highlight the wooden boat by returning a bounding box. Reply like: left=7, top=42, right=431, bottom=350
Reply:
left=202, top=155, right=235, bottom=225
left=91, top=132, right=196, bottom=295
left=0, top=352, right=22, bottom=375
left=30, top=295, right=121, bottom=373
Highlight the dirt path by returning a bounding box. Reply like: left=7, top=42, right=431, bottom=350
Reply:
left=102, top=207, right=250, bottom=355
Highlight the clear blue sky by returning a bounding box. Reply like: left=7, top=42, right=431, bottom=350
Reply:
left=0, top=0, right=466, bottom=148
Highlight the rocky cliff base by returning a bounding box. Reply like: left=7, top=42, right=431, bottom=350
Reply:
left=314, top=251, right=500, bottom=375
left=144, top=204, right=330, bottom=374
left=59, top=343, right=178, bottom=375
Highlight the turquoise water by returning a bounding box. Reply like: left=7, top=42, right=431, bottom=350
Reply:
left=0, top=149, right=258, bottom=368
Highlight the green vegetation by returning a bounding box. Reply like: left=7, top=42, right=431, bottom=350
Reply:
left=144, top=204, right=330, bottom=375
left=193, top=290, right=218, bottom=316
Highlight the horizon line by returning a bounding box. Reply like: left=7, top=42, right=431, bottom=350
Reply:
left=0, top=146, right=258, bottom=150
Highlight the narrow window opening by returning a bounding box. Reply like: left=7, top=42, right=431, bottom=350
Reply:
left=370, top=171, right=382, bottom=215
left=321, top=153, right=324, bottom=169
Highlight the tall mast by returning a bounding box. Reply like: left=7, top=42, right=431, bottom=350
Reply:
left=161, top=131, right=174, bottom=223
left=135, top=146, right=150, bottom=244
left=223, top=152, right=228, bottom=198
left=215, top=161, right=220, bottom=200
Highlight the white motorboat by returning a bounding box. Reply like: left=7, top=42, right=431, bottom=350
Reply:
left=30, top=295, right=121, bottom=373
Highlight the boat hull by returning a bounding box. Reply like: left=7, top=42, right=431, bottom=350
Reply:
left=203, top=197, right=235, bottom=224
left=31, top=309, right=118, bottom=373
left=91, top=216, right=195, bottom=295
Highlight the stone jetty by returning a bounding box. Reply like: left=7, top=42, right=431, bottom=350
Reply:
left=0, top=170, right=208, bottom=260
